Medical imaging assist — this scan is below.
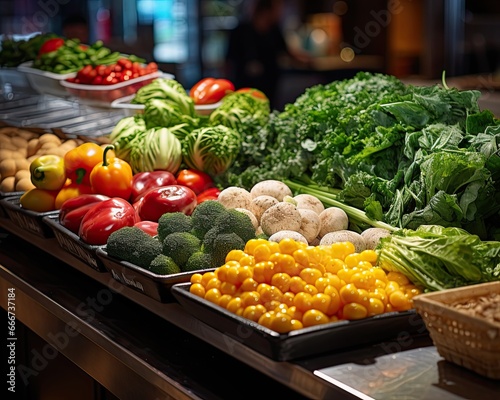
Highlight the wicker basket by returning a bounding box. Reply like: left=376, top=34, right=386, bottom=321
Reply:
left=413, top=281, right=500, bottom=380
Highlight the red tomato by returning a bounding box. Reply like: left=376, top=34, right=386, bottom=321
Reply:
left=197, top=187, right=221, bottom=203
left=176, top=169, right=213, bottom=195
left=136, top=185, right=198, bottom=222
left=38, top=38, right=65, bottom=55
left=189, top=77, right=235, bottom=105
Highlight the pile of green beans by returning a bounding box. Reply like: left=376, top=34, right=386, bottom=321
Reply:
left=32, top=39, right=144, bottom=74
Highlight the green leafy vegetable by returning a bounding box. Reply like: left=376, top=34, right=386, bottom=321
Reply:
left=377, top=225, right=500, bottom=291
left=182, top=125, right=242, bottom=176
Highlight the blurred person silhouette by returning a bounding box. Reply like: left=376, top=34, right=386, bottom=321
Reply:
left=226, top=0, right=309, bottom=109
left=62, top=14, right=89, bottom=43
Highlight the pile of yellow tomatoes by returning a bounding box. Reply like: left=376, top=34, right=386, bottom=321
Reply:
left=189, top=237, right=422, bottom=333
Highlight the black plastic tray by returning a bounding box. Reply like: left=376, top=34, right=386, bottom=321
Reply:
left=0, top=195, right=58, bottom=238
left=171, top=282, right=427, bottom=361
left=95, top=247, right=212, bottom=302
left=43, top=215, right=106, bottom=272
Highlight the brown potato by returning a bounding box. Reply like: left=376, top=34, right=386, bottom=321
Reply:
left=38, top=133, right=62, bottom=146
left=10, top=136, right=28, bottom=149
left=14, top=158, right=30, bottom=171
left=14, top=169, right=31, bottom=182
left=0, top=176, right=15, bottom=192
left=15, top=129, right=37, bottom=141
left=15, top=177, right=35, bottom=191
left=0, top=159, right=16, bottom=178
left=27, top=138, right=41, bottom=157
left=0, top=149, right=13, bottom=159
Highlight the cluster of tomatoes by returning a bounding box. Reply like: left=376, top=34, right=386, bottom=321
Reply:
left=190, top=238, right=422, bottom=333
left=67, top=58, right=159, bottom=85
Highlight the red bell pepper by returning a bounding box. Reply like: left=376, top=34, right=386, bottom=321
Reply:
left=196, top=187, right=221, bottom=203
left=134, top=220, right=159, bottom=237
left=175, top=169, right=213, bottom=195
left=64, top=142, right=104, bottom=185
left=189, top=77, right=235, bottom=105
left=130, top=170, right=177, bottom=203
left=38, top=37, right=65, bottom=55
left=136, top=185, right=197, bottom=222
left=79, top=197, right=140, bottom=245
left=59, top=193, right=110, bottom=234
left=89, top=145, right=133, bottom=200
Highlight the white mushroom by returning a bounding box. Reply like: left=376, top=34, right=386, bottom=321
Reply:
left=235, top=207, right=259, bottom=230
left=318, top=207, right=349, bottom=238
left=294, top=193, right=325, bottom=215
left=260, top=202, right=302, bottom=236
left=268, top=230, right=308, bottom=244
left=250, top=180, right=293, bottom=201
left=250, top=195, right=279, bottom=224
left=297, top=208, right=321, bottom=244
left=361, top=227, right=392, bottom=250
left=320, top=230, right=366, bottom=253
left=217, top=186, right=252, bottom=209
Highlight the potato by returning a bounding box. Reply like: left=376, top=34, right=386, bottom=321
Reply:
left=27, top=138, right=41, bottom=156
left=0, top=176, right=15, bottom=192
left=14, top=169, right=31, bottom=182
left=10, top=136, right=28, bottom=149
left=15, top=178, right=35, bottom=191
left=14, top=158, right=31, bottom=171
left=0, top=159, right=16, bottom=178
left=38, top=133, right=62, bottom=146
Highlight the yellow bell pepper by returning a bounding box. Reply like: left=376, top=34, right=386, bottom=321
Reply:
left=30, top=154, right=67, bottom=191
left=20, top=188, right=58, bottom=212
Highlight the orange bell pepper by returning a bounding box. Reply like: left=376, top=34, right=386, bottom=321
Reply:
left=64, top=142, right=104, bottom=186
left=89, top=145, right=133, bottom=200
left=20, top=188, right=58, bottom=212
left=55, top=181, right=94, bottom=209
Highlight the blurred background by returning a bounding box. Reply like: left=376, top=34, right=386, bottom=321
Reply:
left=1, top=0, right=500, bottom=110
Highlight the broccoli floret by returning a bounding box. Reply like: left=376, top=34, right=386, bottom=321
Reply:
left=213, top=208, right=256, bottom=243
left=157, top=212, right=193, bottom=242
left=107, top=226, right=162, bottom=269
left=211, top=232, right=245, bottom=268
left=162, top=231, right=201, bottom=268
left=148, top=254, right=181, bottom=275
left=190, top=200, right=227, bottom=239
left=183, top=251, right=213, bottom=272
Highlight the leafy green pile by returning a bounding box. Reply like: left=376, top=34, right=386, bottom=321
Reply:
left=0, top=33, right=57, bottom=67
left=228, top=72, right=500, bottom=240
left=111, top=79, right=269, bottom=178
left=377, top=225, right=500, bottom=291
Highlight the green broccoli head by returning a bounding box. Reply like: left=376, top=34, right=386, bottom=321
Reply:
left=106, top=226, right=162, bottom=269
left=157, top=212, right=194, bottom=243
left=162, top=231, right=201, bottom=268
left=210, top=232, right=245, bottom=268
left=183, top=251, right=213, bottom=272
left=214, top=208, right=256, bottom=243
left=148, top=254, right=181, bottom=275
left=190, top=200, right=227, bottom=239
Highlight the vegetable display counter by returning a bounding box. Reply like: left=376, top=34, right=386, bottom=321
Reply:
left=2, top=216, right=500, bottom=399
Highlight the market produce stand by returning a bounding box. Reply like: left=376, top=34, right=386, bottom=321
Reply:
left=2, top=208, right=500, bottom=399
left=2, top=35, right=500, bottom=398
